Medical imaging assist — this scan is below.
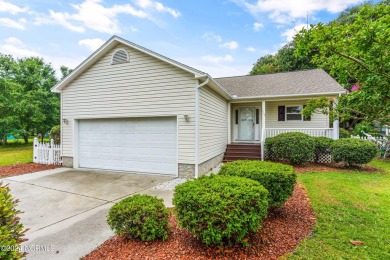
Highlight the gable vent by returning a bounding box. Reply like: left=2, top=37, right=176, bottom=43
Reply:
left=111, top=49, right=129, bottom=64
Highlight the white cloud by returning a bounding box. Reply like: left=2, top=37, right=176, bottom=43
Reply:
left=78, top=38, right=105, bottom=51
left=233, top=0, right=364, bottom=24
left=0, top=17, right=26, bottom=30
left=48, top=10, right=85, bottom=32
left=220, top=41, right=239, bottom=50
left=0, top=1, right=28, bottom=15
left=0, top=37, right=83, bottom=78
left=34, top=0, right=180, bottom=34
left=135, top=0, right=181, bottom=18
left=35, top=0, right=150, bottom=34
left=0, top=37, right=39, bottom=57
left=202, top=54, right=233, bottom=64
left=281, top=23, right=307, bottom=42
left=246, top=46, right=256, bottom=52
left=253, top=22, right=263, bottom=31
left=202, top=32, right=222, bottom=43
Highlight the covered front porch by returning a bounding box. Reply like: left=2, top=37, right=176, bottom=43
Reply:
left=226, top=98, right=339, bottom=161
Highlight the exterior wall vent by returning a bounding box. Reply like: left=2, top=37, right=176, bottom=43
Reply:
left=111, top=49, right=129, bottom=64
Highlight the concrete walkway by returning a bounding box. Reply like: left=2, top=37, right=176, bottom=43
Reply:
left=2, top=168, right=174, bottom=260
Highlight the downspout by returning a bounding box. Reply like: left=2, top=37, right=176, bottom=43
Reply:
left=195, top=77, right=209, bottom=178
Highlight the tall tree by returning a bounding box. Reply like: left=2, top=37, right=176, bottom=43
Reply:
left=295, top=2, right=390, bottom=125
left=1, top=57, right=59, bottom=143
left=60, top=65, right=73, bottom=80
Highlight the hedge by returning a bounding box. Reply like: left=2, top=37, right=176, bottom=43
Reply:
left=173, top=174, right=268, bottom=246
left=218, top=160, right=296, bottom=206
left=107, top=194, right=170, bottom=241
left=332, top=138, right=378, bottom=166
left=267, top=132, right=316, bottom=164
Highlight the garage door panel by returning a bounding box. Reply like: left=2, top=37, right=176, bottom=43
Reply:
left=78, top=117, right=177, bottom=175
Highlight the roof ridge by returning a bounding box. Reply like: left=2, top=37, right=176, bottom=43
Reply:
left=214, top=68, right=322, bottom=80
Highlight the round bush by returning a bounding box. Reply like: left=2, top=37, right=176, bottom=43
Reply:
left=218, top=160, right=296, bottom=206
left=271, top=132, right=315, bottom=164
left=173, top=175, right=268, bottom=246
left=313, top=137, right=334, bottom=162
left=332, top=138, right=378, bottom=166
left=0, top=182, right=26, bottom=259
left=107, top=194, right=169, bottom=241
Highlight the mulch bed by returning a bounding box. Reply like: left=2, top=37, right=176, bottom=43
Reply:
left=294, top=162, right=382, bottom=173
left=83, top=183, right=316, bottom=260
left=0, top=163, right=61, bottom=178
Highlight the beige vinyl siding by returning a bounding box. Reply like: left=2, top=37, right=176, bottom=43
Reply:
left=62, top=43, right=196, bottom=164
left=198, top=86, right=228, bottom=163
left=265, top=100, right=329, bottom=128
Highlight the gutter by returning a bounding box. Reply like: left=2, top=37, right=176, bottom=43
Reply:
left=194, top=77, right=209, bottom=178
left=233, top=91, right=345, bottom=100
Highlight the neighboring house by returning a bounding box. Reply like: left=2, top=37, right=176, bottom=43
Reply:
left=51, top=36, right=344, bottom=178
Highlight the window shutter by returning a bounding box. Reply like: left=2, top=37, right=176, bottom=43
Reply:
left=303, top=105, right=311, bottom=121
left=278, top=106, right=285, bottom=121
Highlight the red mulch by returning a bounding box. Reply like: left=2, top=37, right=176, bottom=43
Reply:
left=0, top=163, right=61, bottom=178
left=83, top=183, right=316, bottom=260
left=294, top=162, right=382, bottom=173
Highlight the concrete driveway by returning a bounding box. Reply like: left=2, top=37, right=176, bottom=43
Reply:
left=2, top=168, right=174, bottom=260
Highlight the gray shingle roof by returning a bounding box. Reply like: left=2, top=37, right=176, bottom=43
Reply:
left=214, top=69, right=344, bottom=98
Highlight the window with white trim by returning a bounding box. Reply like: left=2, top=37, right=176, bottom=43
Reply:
left=286, top=106, right=302, bottom=121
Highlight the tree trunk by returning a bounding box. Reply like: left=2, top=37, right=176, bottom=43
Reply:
left=24, top=135, right=29, bottom=144
left=41, top=134, right=44, bottom=142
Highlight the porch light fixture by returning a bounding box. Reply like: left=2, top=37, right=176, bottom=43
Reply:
left=62, top=118, right=69, bottom=125
left=184, top=114, right=190, bottom=122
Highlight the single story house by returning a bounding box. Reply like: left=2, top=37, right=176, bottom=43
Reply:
left=52, top=36, right=344, bottom=178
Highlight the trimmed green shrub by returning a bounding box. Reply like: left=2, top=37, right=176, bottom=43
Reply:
left=270, top=132, right=316, bottom=164
left=173, top=174, right=268, bottom=246
left=339, top=128, right=350, bottom=138
left=50, top=125, right=60, bottom=144
left=218, top=160, right=296, bottom=206
left=264, top=137, right=276, bottom=160
left=332, top=138, right=378, bottom=166
left=0, top=182, right=26, bottom=260
left=107, top=194, right=169, bottom=241
left=313, top=137, right=334, bottom=163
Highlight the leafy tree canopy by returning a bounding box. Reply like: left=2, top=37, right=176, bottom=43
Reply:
left=296, top=2, right=390, bottom=125
left=0, top=55, right=66, bottom=143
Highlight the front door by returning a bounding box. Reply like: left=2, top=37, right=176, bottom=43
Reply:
left=239, top=108, right=255, bottom=141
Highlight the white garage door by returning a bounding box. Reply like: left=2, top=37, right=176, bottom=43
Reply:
left=78, top=117, right=177, bottom=175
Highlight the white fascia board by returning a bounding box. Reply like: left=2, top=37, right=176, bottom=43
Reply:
left=196, top=74, right=232, bottom=100
left=233, top=91, right=344, bottom=100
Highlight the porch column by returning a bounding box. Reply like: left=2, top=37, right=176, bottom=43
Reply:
left=227, top=102, right=231, bottom=144
left=332, top=99, right=339, bottom=140
left=261, top=101, right=266, bottom=161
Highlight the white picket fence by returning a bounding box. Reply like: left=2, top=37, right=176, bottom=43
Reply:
left=33, top=138, right=62, bottom=165
left=350, top=135, right=387, bottom=142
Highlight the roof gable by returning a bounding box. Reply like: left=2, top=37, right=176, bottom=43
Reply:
left=51, top=36, right=206, bottom=92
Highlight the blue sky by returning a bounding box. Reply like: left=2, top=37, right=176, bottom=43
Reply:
left=0, top=0, right=369, bottom=77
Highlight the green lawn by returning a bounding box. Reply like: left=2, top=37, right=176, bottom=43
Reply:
left=0, top=143, right=34, bottom=166
left=290, top=159, right=390, bottom=259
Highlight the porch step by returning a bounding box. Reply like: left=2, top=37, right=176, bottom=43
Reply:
left=223, top=144, right=261, bottom=163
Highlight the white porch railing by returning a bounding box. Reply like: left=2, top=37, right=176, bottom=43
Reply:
left=33, top=138, right=62, bottom=165
left=265, top=128, right=334, bottom=139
